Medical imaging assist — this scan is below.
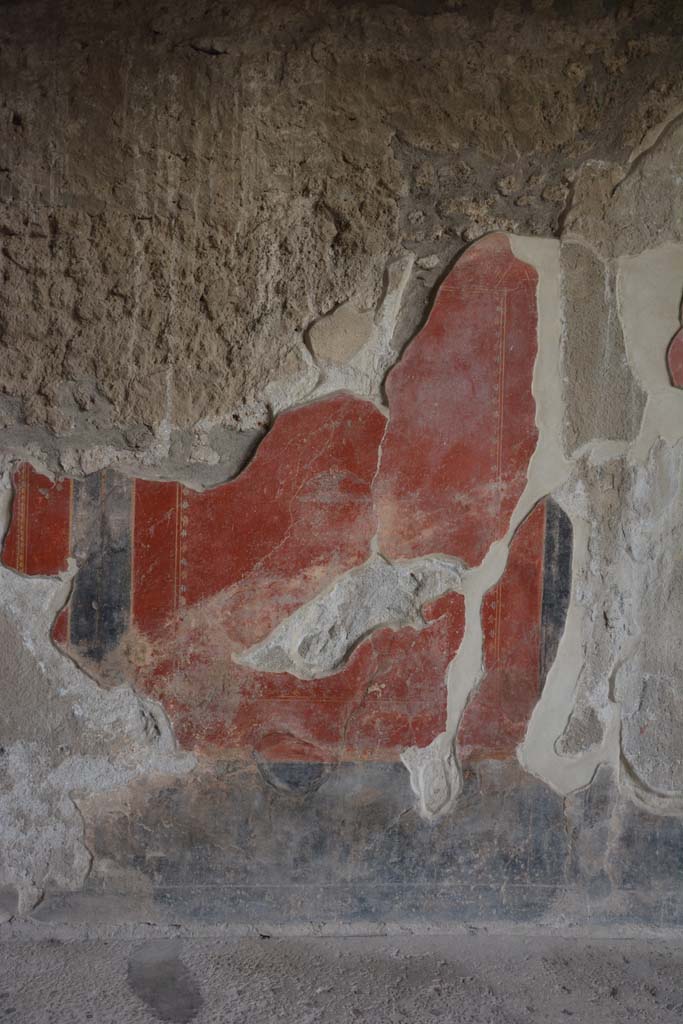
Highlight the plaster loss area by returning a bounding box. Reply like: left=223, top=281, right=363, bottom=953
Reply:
left=546, top=443, right=683, bottom=810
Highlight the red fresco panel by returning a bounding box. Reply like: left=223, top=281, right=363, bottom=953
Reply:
left=130, top=393, right=386, bottom=646
left=374, top=232, right=538, bottom=568
left=2, top=464, right=72, bottom=576
left=457, top=501, right=546, bottom=761
left=128, top=392, right=405, bottom=760
left=667, top=327, right=683, bottom=387
left=139, top=591, right=465, bottom=762
left=178, top=393, right=386, bottom=647
left=2, top=464, right=72, bottom=647
left=1, top=236, right=547, bottom=766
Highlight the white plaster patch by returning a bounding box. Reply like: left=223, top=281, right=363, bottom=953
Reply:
left=401, top=733, right=460, bottom=819
left=617, top=242, right=683, bottom=461
left=239, top=553, right=464, bottom=680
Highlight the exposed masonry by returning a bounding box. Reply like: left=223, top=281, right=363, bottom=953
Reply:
left=5, top=0, right=683, bottom=446
left=0, top=254, right=413, bottom=490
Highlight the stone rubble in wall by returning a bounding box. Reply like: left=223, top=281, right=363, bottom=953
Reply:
left=304, top=255, right=415, bottom=407
left=0, top=252, right=413, bottom=490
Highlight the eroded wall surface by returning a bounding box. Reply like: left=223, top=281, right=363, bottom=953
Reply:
left=3, top=0, right=683, bottom=930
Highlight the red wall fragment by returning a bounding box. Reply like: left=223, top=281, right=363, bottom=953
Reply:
left=1, top=238, right=557, bottom=766
left=374, top=233, right=538, bottom=568
left=144, top=590, right=465, bottom=763
left=2, top=464, right=71, bottom=577
left=667, top=327, right=683, bottom=387
left=457, top=501, right=546, bottom=761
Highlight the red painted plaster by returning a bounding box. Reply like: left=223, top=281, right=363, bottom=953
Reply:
left=142, top=591, right=465, bottom=762
left=3, top=464, right=71, bottom=577
left=374, top=233, right=538, bottom=567
left=131, top=393, right=386, bottom=652
left=667, top=327, right=683, bottom=388
left=457, top=501, right=546, bottom=761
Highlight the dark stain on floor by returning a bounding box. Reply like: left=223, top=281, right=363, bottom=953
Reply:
left=127, top=941, right=203, bottom=1023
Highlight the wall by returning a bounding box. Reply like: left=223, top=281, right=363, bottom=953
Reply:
left=3, top=0, right=683, bottom=930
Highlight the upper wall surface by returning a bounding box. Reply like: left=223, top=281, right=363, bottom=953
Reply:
left=2, top=0, right=683, bottom=473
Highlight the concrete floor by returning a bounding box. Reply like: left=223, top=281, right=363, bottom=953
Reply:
left=2, top=930, right=683, bottom=1023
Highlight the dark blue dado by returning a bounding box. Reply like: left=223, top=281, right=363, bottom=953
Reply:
left=29, top=760, right=683, bottom=930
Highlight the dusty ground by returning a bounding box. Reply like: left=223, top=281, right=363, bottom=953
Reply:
left=1, top=930, right=683, bottom=1023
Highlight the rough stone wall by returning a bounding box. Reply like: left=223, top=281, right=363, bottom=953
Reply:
left=3, top=0, right=683, bottom=930
left=3, top=0, right=683, bottom=471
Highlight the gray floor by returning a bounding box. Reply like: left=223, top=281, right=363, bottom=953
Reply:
left=2, top=930, right=683, bottom=1023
